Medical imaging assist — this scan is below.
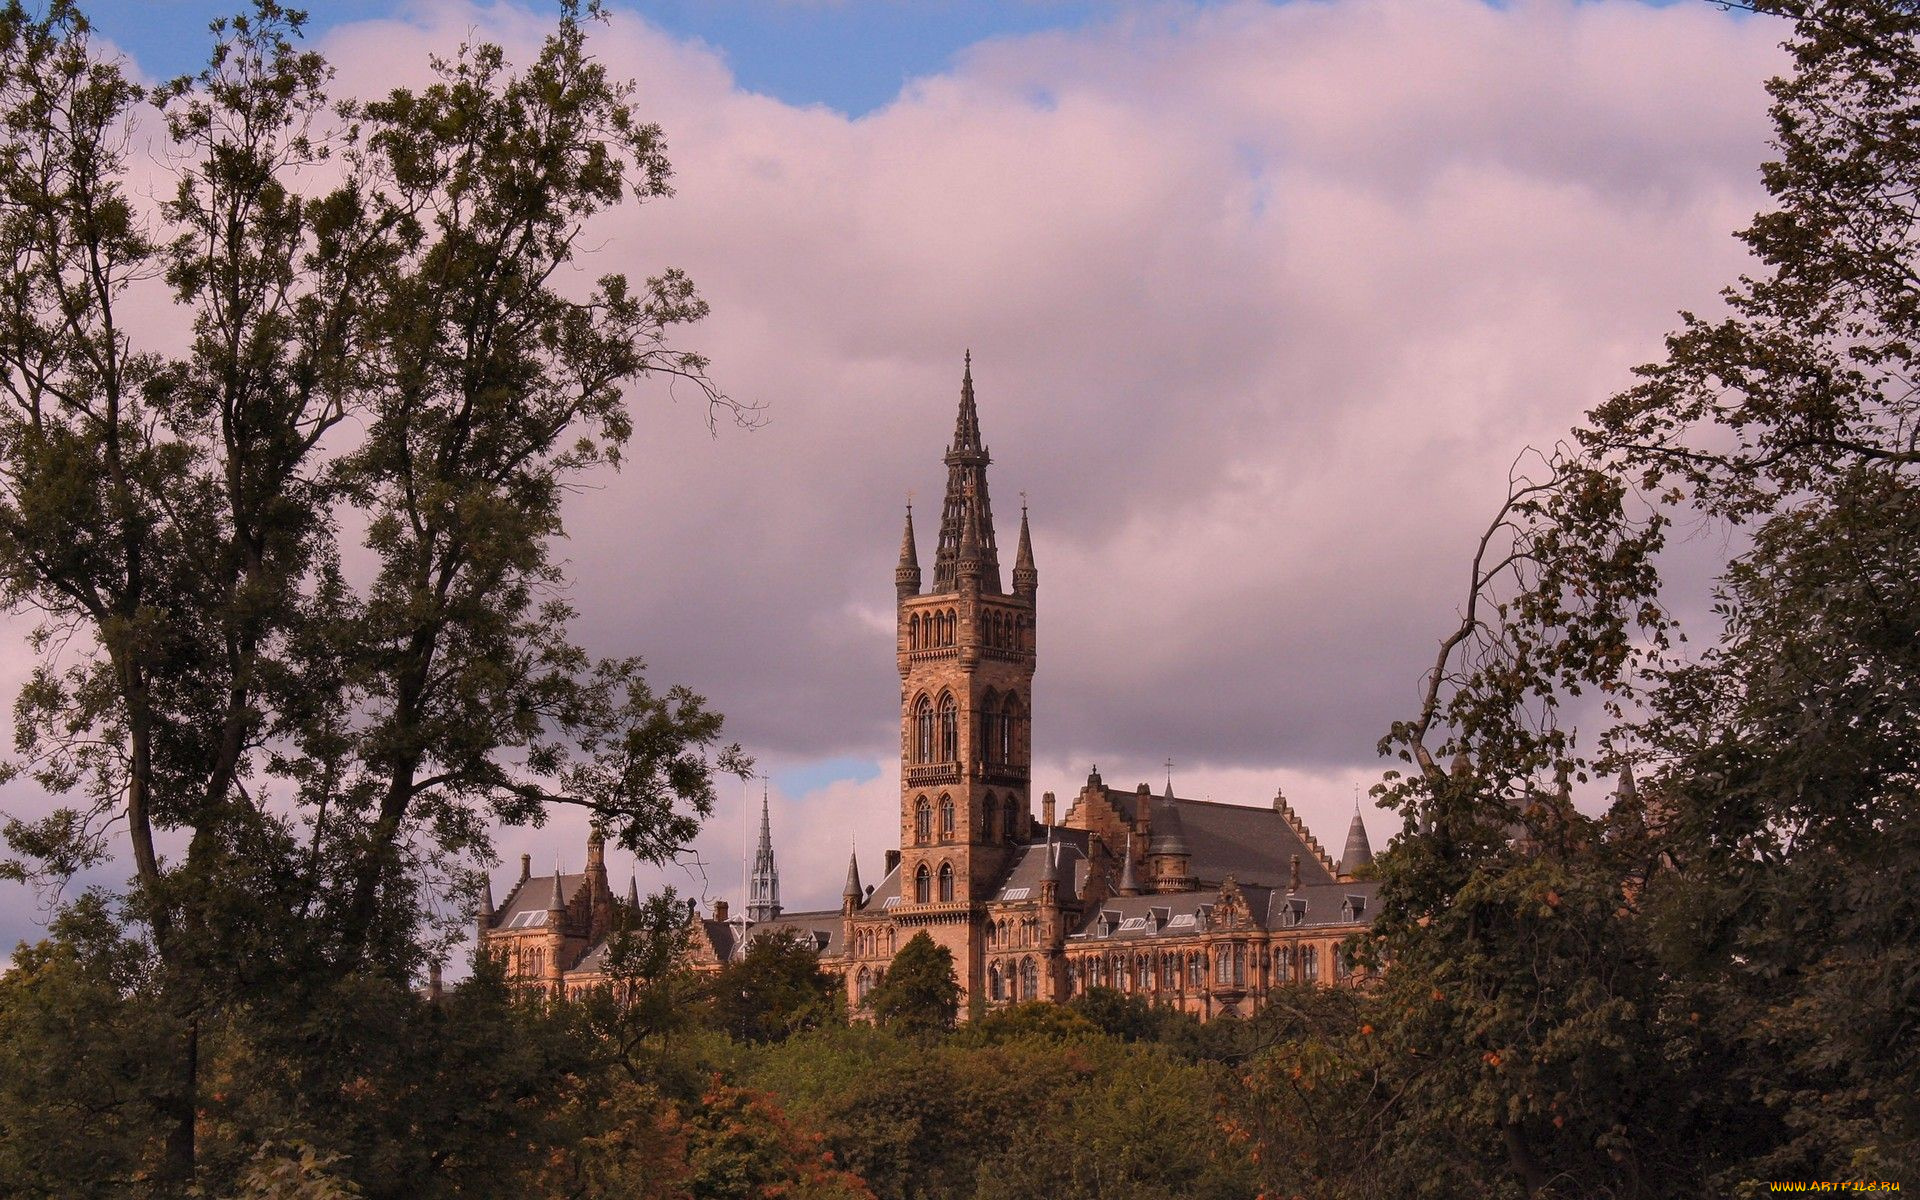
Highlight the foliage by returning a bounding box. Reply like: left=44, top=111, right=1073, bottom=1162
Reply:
left=0, top=0, right=744, bottom=1186
left=861, top=931, right=959, bottom=1036
left=1366, top=1, right=1920, bottom=1193
left=707, top=928, right=843, bottom=1044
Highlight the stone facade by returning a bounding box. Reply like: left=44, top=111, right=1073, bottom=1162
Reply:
left=479, top=357, right=1378, bottom=1018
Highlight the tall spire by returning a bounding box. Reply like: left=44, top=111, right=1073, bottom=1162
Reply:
left=895, top=503, right=921, bottom=599
left=1117, top=832, right=1140, bottom=895
left=747, top=784, right=781, bottom=922
left=932, top=353, right=1002, bottom=592
left=1012, top=503, right=1037, bottom=597
left=548, top=865, right=566, bottom=913
left=627, top=873, right=640, bottom=908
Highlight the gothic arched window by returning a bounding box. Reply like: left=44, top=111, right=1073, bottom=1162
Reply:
left=913, top=695, right=934, bottom=763
left=914, top=864, right=930, bottom=904
left=978, top=691, right=999, bottom=763
left=987, top=962, right=1003, bottom=1001
left=908, top=613, right=920, bottom=650
left=857, top=966, right=872, bottom=1000
left=1002, top=694, right=1024, bottom=765
left=1002, top=795, right=1018, bottom=843
left=937, top=694, right=958, bottom=762
left=937, top=861, right=955, bottom=902
left=982, top=795, right=996, bottom=843
left=914, top=797, right=931, bottom=845
left=1302, top=944, right=1319, bottom=983
left=938, top=794, right=955, bottom=839
left=1020, top=957, right=1038, bottom=1000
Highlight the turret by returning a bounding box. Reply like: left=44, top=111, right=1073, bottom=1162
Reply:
left=842, top=850, right=864, bottom=916
left=895, top=504, right=922, bottom=599
left=1147, top=780, right=1195, bottom=893
left=1012, top=505, right=1037, bottom=598
left=545, top=865, right=568, bottom=990
left=1338, top=807, right=1374, bottom=882
left=1117, top=832, right=1141, bottom=896
left=476, top=875, right=494, bottom=942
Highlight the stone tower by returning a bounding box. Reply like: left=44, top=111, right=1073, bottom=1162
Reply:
left=748, top=786, right=781, bottom=922
left=895, top=353, right=1036, bottom=1004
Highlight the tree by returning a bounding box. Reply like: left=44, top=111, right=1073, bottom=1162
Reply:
left=0, top=0, right=744, bottom=1187
left=862, top=931, right=959, bottom=1036
left=1375, top=1, right=1920, bottom=1193
left=708, top=928, right=843, bottom=1044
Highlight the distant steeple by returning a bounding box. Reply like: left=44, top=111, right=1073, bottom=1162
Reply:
left=895, top=503, right=922, bottom=599
left=1117, top=832, right=1140, bottom=895
left=627, top=873, right=640, bottom=908
left=747, top=785, right=781, bottom=922
left=932, top=353, right=1002, bottom=592
left=1615, top=761, right=1637, bottom=803
left=1012, top=504, right=1037, bottom=597
left=478, top=876, right=494, bottom=919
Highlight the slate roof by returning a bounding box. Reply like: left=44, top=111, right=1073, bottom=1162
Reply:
left=990, top=827, right=1090, bottom=901
left=488, top=872, right=587, bottom=931
left=1065, top=879, right=1381, bottom=942
left=744, top=910, right=842, bottom=957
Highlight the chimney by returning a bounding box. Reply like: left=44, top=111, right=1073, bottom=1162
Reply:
left=427, top=960, right=443, bottom=1002
left=1289, top=854, right=1301, bottom=894
left=1042, top=791, right=1056, bottom=827
left=885, top=849, right=902, bottom=875
left=519, top=853, right=531, bottom=882
left=713, top=899, right=729, bottom=923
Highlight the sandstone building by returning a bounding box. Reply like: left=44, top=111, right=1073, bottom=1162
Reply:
left=479, top=358, right=1378, bottom=1018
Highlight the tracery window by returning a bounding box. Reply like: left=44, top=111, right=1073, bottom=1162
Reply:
left=937, top=694, right=958, bottom=762
left=1215, top=949, right=1230, bottom=985
left=1302, top=944, right=1319, bottom=983
left=1020, top=957, right=1039, bottom=1000
left=1003, top=795, right=1018, bottom=843
left=988, top=962, right=1003, bottom=1001
left=1187, top=953, right=1203, bottom=988
left=1002, top=695, right=1024, bottom=765
left=939, top=795, right=955, bottom=839
left=913, top=696, right=934, bottom=763
left=909, top=613, right=920, bottom=650
left=914, top=797, right=931, bottom=845
left=938, top=862, right=955, bottom=902
left=915, top=864, right=930, bottom=904
left=857, top=967, right=872, bottom=1000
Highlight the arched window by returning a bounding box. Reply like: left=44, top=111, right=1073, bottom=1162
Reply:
left=1334, top=945, right=1349, bottom=982
left=909, top=613, right=920, bottom=650
left=938, top=794, right=955, bottom=839
left=937, top=694, right=958, bottom=762
left=938, top=861, right=955, bottom=902
left=988, top=962, right=1003, bottom=1001
left=915, top=864, right=930, bottom=904
left=1003, top=795, right=1018, bottom=843
left=1187, top=952, right=1203, bottom=988
left=1302, top=944, right=1319, bottom=982
left=1002, top=694, right=1024, bottom=764
left=946, top=609, right=957, bottom=645
left=913, top=696, right=934, bottom=763
left=1066, top=959, right=1079, bottom=996
left=857, top=967, right=872, bottom=1000
left=982, top=795, right=996, bottom=842
left=1020, top=957, right=1039, bottom=1000
left=914, top=797, right=931, bottom=845
left=979, top=691, right=1000, bottom=764
left=1276, top=946, right=1293, bottom=983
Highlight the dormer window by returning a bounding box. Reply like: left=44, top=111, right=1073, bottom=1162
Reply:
left=1342, top=894, right=1366, bottom=922
left=1282, top=898, right=1307, bottom=928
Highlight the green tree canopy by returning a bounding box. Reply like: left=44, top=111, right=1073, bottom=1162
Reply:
left=862, top=931, right=959, bottom=1036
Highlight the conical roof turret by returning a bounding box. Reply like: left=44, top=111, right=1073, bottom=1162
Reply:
left=895, top=504, right=921, bottom=598
left=548, top=866, right=567, bottom=913
left=1147, top=779, right=1191, bottom=857
left=1117, top=832, right=1140, bottom=894
left=843, top=850, right=864, bottom=902
left=1339, top=809, right=1374, bottom=876
left=478, top=876, right=494, bottom=918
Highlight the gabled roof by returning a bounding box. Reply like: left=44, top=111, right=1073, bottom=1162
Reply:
left=489, top=873, right=587, bottom=931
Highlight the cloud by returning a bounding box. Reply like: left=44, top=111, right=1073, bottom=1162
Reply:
left=0, top=0, right=1787, bottom=938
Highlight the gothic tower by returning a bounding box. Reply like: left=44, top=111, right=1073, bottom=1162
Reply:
left=748, top=786, right=781, bottom=922
left=895, top=353, right=1037, bottom=1005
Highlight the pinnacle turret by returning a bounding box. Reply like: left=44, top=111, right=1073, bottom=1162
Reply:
left=478, top=876, right=494, bottom=919
left=548, top=866, right=566, bottom=913
left=842, top=851, right=864, bottom=902
left=1117, top=832, right=1140, bottom=895
left=896, top=504, right=921, bottom=599
left=627, top=873, right=639, bottom=908
left=1012, top=504, right=1037, bottom=597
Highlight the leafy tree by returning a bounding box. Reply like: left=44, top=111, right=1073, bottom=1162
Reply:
left=708, top=928, right=843, bottom=1044
left=861, top=931, right=959, bottom=1036
left=0, top=0, right=744, bottom=1187
left=1373, top=1, right=1920, bottom=1193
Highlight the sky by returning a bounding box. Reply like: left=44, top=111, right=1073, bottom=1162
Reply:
left=0, top=0, right=1789, bottom=957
